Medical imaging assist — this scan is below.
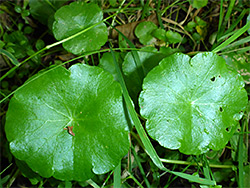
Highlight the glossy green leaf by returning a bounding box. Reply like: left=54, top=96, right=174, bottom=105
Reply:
left=52, top=2, right=108, bottom=55
left=188, top=0, right=208, bottom=9
left=5, top=64, right=129, bottom=181
left=139, top=52, right=248, bottom=155
left=166, top=30, right=183, bottom=44
left=135, top=21, right=157, bottom=45
left=29, top=0, right=67, bottom=25
left=122, top=47, right=171, bottom=103
left=151, top=28, right=167, bottom=41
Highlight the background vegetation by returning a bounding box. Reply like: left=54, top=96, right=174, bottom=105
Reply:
left=0, top=0, right=250, bottom=187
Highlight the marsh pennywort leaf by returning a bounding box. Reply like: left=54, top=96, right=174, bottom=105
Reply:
left=5, top=64, right=129, bottom=181
left=139, top=52, right=248, bottom=155
left=135, top=21, right=157, bottom=45
left=188, top=0, right=208, bottom=9
left=166, top=30, right=183, bottom=44
left=52, top=1, right=108, bottom=55
left=151, top=28, right=167, bottom=41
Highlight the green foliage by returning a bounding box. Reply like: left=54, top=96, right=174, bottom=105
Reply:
left=166, top=30, right=183, bottom=44
left=3, top=31, right=32, bottom=59
left=222, top=53, right=250, bottom=84
left=188, top=0, right=208, bottom=9
left=139, top=52, right=248, bottom=155
left=98, top=52, right=123, bottom=82
left=29, top=0, right=67, bottom=26
left=5, top=64, right=130, bottom=181
left=151, top=28, right=167, bottom=41
left=52, top=1, right=108, bottom=55
left=135, top=21, right=158, bottom=45
left=1, top=0, right=249, bottom=187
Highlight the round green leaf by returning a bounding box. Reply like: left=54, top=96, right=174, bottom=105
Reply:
left=135, top=21, right=157, bottom=45
left=139, top=52, right=248, bottom=155
left=151, top=28, right=167, bottom=41
left=189, top=0, right=208, bottom=9
left=52, top=2, right=108, bottom=55
left=166, top=30, right=183, bottom=44
left=5, top=64, right=129, bottom=181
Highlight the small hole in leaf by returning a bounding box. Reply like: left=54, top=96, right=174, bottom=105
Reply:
left=226, top=126, right=232, bottom=133
left=218, top=75, right=221, bottom=78
left=210, top=77, right=216, bottom=82
left=219, top=107, right=223, bottom=112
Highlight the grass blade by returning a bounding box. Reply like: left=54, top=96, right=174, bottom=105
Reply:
left=217, top=0, right=224, bottom=37
left=131, top=145, right=151, bottom=188
left=126, top=171, right=144, bottom=188
left=114, top=161, right=121, bottom=188
left=0, top=49, right=20, bottom=66
left=238, top=132, right=244, bottom=187
left=218, top=0, right=236, bottom=38
left=220, top=36, right=250, bottom=51
left=224, top=9, right=248, bottom=36
left=212, top=21, right=250, bottom=53
left=86, top=179, right=100, bottom=188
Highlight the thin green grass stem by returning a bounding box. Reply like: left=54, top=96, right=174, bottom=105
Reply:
left=86, top=179, right=100, bottom=188
left=160, top=158, right=235, bottom=169
left=202, top=154, right=211, bottom=180
left=125, top=172, right=144, bottom=188
left=156, top=0, right=164, bottom=29
left=212, top=21, right=250, bottom=53
left=0, top=164, right=12, bottom=175
left=141, top=0, right=150, bottom=19
left=164, top=163, right=192, bottom=188
left=238, top=133, right=244, bottom=187
left=131, top=145, right=151, bottom=188
left=218, top=0, right=225, bottom=38
left=110, top=0, right=128, bottom=26
left=218, top=0, right=236, bottom=38
left=114, top=161, right=121, bottom=188
left=101, top=170, right=114, bottom=188
left=218, top=46, right=250, bottom=55
left=219, top=36, right=250, bottom=51
left=224, top=9, right=248, bottom=36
